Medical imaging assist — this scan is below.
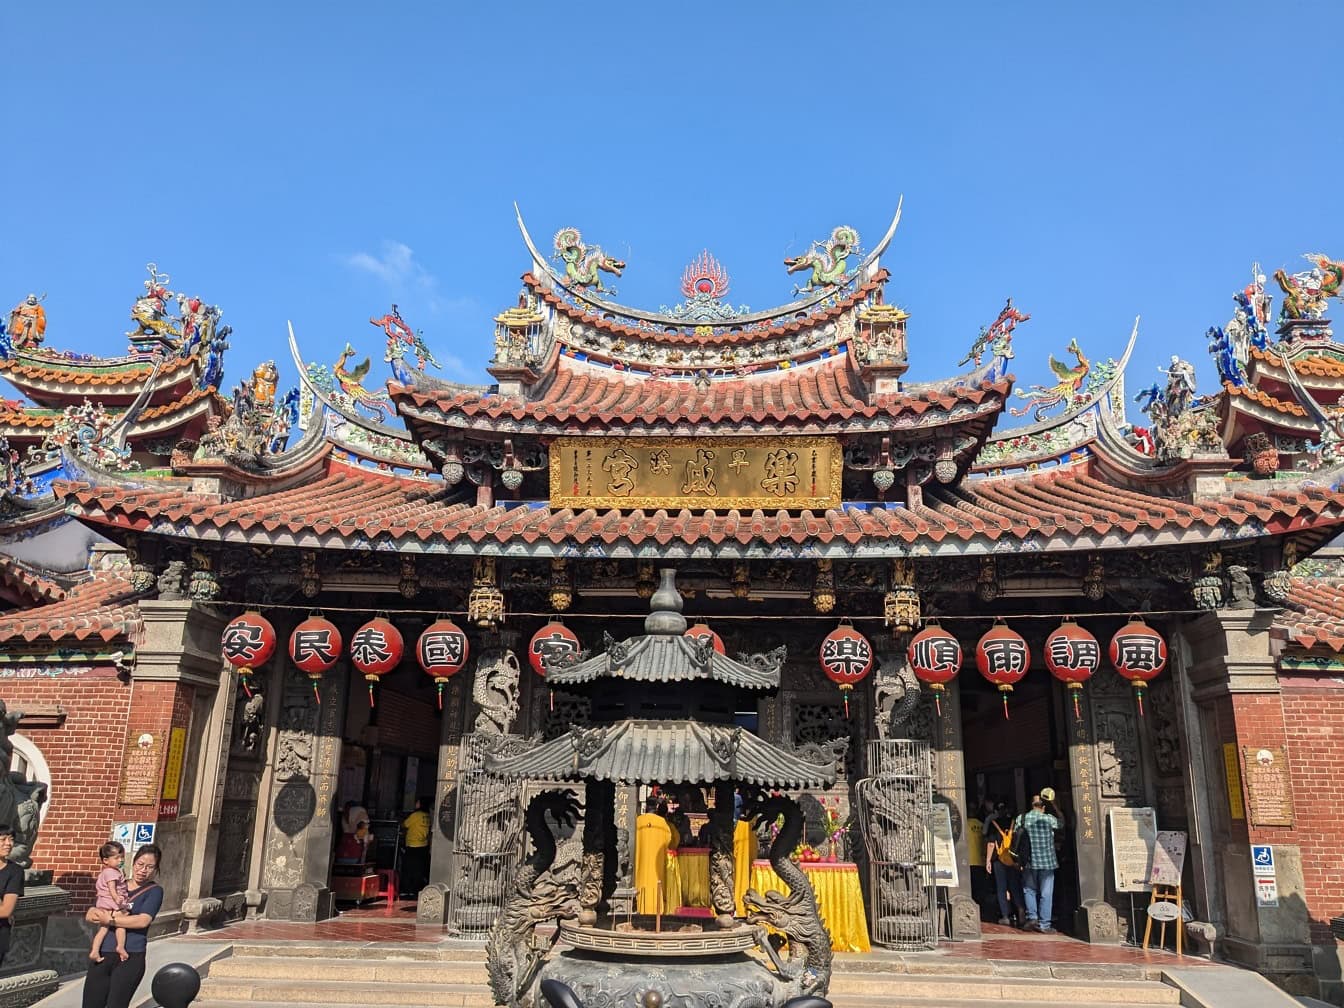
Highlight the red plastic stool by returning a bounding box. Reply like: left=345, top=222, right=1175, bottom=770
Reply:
left=375, top=868, right=400, bottom=915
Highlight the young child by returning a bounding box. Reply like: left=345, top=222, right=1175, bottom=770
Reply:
left=89, top=842, right=130, bottom=962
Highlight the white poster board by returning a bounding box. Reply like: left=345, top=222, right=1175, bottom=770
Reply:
left=928, top=803, right=959, bottom=889
left=1150, top=830, right=1187, bottom=887
left=1109, top=806, right=1158, bottom=892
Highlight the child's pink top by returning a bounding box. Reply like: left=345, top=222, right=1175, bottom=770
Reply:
left=94, top=866, right=130, bottom=912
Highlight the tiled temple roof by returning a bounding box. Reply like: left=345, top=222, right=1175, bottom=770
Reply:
left=0, top=386, right=219, bottom=433
left=0, top=557, right=66, bottom=606
left=1250, top=347, right=1344, bottom=381
left=0, top=566, right=141, bottom=645
left=1280, top=577, right=1344, bottom=652
left=0, top=352, right=196, bottom=389
left=394, top=356, right=1010, bottom=431
left=50, top=459, right=1344, bottom=555
left=1223, top=383, right=1307, bottom=418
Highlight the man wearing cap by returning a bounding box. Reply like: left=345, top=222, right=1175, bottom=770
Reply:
left=1020, top=793, right=1061, bottom=932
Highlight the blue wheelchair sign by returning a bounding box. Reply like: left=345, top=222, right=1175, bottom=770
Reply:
left=134, top=823, right=156, bottom=845
left=1251, top=845, right=1274, bottom=875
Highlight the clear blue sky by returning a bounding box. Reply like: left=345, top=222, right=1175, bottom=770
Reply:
left=3, top=4, right=1340, bottom=414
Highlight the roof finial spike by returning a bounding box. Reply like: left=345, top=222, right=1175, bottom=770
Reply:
left=644, top=568, right=687, bottom=635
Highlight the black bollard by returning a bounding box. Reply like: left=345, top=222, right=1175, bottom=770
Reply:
left=781, top=998, right=833, bottom=1008
left=150, top=962, right=201, bottom=1008
left=539, top=978, right=586, bottom=1008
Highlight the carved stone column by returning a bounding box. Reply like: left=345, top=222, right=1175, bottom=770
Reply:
left=1067, top=687, right=1119, bottom=943
left=579, top=779, right=613, bottom=924
left=709, top=781, right=736, bottom=925
left=930, top=681, right=980, bottom=940
left=260, top=661, right=347, bottom=922
left=417, top=674, right=466, bottom=924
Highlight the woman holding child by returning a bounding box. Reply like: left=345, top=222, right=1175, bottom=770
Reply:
left=82, top=843, right=163, bottom=1008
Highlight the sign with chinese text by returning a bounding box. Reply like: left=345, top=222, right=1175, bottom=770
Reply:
left=1256, top=877, right=1279, bottom=907
left=1108, top=806, right=1158, bottom=892
left=928, top=802, right=959, bottom=889
left=117, top=731, right=164, bottom=807
left=1150, top=830, right=1187, bottom=887
left=161, top=726, right=187, bottom=802
left=1242, top=746, right=1294, bottom=826
left=1222, top=743, right=1245, bottom=820
left=549, top=436, right=843, bottom=510
left=1252, top=844, right=1275, bottom=877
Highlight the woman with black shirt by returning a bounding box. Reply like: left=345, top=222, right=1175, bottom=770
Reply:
left=0, top=825, right=24, bottom=964
left=82, top=844, right=163, bottom=1008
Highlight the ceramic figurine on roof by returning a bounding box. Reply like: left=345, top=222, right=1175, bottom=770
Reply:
left=662, top=251, right=748, bottom=322
left=1009, top=338, right=1090, bottom=419
left=332, top=342, right=393, bottom=420
left=1275, top=253, right=1343, bottom=322
left=127, top=263, right=181, bottom=340
left=41, top=400, right=139, bottom=472
left=959, top=298, right=1029, bottom=367
left=372, top=305, right=440, bottom=385
left=196, top=361, right=299, bottom=464
left=785, top=225, right=860, bottom=294
left=552, top=227, right=625, bottom=295
left=7, top=294, right=46, bottom=352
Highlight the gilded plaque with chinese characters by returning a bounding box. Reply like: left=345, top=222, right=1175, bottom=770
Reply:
left=549, top=436, right=843, bottom=510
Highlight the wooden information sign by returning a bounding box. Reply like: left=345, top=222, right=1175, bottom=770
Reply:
left=1242, top=746, right=1294, bottom=827
left=550, top=436, right=843, bottom=511
left=117, top=731, right=164, bottom=806
left=1108, top=806, right=1158, bottom=892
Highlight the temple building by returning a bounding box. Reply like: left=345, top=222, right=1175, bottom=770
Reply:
left=3, top=217, right=1344, bottom=999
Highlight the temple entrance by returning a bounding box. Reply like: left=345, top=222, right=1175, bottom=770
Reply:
left=960, top=672, right=1078, bottom=932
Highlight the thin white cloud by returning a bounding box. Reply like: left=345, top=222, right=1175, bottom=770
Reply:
left=343, top=241, right=440, bottom=302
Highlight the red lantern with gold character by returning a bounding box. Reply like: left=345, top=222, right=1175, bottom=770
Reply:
left=350, top=616, right=404, bottom=708
left=1108, top=616, right=1167, bottom=716
left=975, top=619, right=1030, bottom=720
left=819, top=622, right=874, bottom=717
left=529, top=620, right=580, bottom=712
left=416, top=618, right=469, bottom=709
left=906, top=623, right=961, bottom=716
left=289, top=615, right=342, bottom=703
left=1044, top=620, right=1100, bottom=720
left=221, top=611, right=276, bottom=698
left=685, top=622, right=725, bottom=655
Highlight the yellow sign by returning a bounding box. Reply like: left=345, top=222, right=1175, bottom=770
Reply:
left=549, top=436, right=843, bottom=510
left=161, top=726, right=188, bottom=801
left=1222, top=742, right=1245, bottom=821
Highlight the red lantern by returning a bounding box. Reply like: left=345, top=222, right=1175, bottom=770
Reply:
left=1108, top=617, right=1168, bottom=717
left=289, top=615, right=342, bottom=703
left=350, top=616, right=404, bottom=708
left=528, top=620, right=581, bottom=677
left=416, top=618, right=469, bottom=709
left=975, top=619, right=1030, bottom=719
left=221, top=611, right=276, bottom=697
left=907, top=623, right=962, bottom=716
left=1044, top=620, right=1100, bottom=720
left=820, top=623, right=874, bottom=717
left=685, top=623, right=726, bottom=655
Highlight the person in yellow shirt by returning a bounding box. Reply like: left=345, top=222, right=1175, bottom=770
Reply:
left=733, top=802, right=758, bottom=917
left=400, top=797, right=431, bottom=897
left=635, top=797, right=673, bottom=915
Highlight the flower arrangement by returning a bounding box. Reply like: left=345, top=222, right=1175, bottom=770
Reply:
left=821, top=797, right=849, bottom=862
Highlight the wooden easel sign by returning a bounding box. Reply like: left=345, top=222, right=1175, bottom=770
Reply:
left=1144, top=830, right=1188, bottom=955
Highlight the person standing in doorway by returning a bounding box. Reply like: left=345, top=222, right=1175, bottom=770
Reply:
left=984, top=803, right=1025, bottom=928
left=400, top=797, right=431, bottom=897
left=1020, top=794, right=1061, bottom=932
left=0, top=825, right=23, bottom=965
left=635, top=797, right=673, bottom=914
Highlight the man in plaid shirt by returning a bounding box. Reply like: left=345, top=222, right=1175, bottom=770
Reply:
left=1020, top=793, right=1060, bottom=932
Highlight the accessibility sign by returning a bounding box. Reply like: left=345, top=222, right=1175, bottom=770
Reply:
left=1251, top=845, right=1275, bottom=877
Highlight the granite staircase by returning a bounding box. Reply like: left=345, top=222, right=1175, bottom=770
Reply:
left=193, top=941, right=1185, bottom=1008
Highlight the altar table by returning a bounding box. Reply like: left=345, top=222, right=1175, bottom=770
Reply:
left=668, top=847, right=710, bottom=908
left=749, top=859, right=871, bottom=953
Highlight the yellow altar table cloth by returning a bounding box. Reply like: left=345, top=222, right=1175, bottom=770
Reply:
left=670, top=847, right=710, bottom=907
left=662, top=850, right=684, bottom=914
left=749, top=859, right=871, bottom=953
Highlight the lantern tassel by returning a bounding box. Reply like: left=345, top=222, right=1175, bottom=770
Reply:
left=843, top=693, right=850, bottom=719
left=1002, top=693, right=1010, bottom=720
left=240, top=670, right=252, bottom=699
left=368, top=683, right=376, bottom=708
left=934, top=693, right=943, bottom=718
left=1136, top=687, right=1145, bottom=718
left=312, top=680, right=321, bottom=704
left=1073, top=691, right=1081, bottom=721
left=549, top=687, right=554, bottom=712
left=436, top=680, right=444, bottom=710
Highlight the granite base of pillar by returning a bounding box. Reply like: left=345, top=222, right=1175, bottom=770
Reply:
left=949, top=894, right=982, bottom=940
left=417, top=883, right=449, bottom=925
left=1073, top=899, right=1121, bottom=945
left=7, top=885, right=72, bottom=979
left=181, top=896, right=225, bottom=932
left=1223, top=936, right=1317, bottom=996
left=0, top=971, right=58, bottom=1008
left=264, top=884, right=335, bottom=922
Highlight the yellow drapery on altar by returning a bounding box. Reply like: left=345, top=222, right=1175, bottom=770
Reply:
left=733, top=819, right=757, bottom=915
left=670, top=848, right=710, bottom=907
left=749, top=860, right=871, bottom=953
left=635, top=813, right=673, bottom=914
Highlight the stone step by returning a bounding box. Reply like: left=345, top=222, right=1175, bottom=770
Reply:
left=824, top=973, right=1180, bottom=1002
left=227, top=941, right=486, bottom=961
left=829, top=1000, right=1166, bottom=1008
left=195, top=979, right=494, bottom=1006
left=209, top=954, right=487, bottom=984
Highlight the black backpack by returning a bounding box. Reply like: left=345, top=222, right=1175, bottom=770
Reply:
left=1009, top=815, right=1033, bottom=868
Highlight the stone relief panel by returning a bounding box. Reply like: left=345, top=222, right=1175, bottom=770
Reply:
left=1091, top=672, right=1144, bottom=800
left=261, top=669, right=324, bottom=894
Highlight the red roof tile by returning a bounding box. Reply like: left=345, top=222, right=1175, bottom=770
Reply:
left=50, top=461, right=1344, bottom=553
left=0, top=567, right=140, bottom=645
left=0, top=385, right=218, bottom=432
left=1250, top=347, right=1344, bottom=380
left=1280, top=577, right=1344, bottom=652
left=1223, top=382, right=1307, bottom=417
left=0, top=353, right=196, bottom=388
left=395, top=356, right=1010, bottom=429
left=0, top=557, right=66, bottom=605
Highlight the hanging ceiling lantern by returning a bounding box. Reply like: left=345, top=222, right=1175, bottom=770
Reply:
left=416, top=618, right=469, bottom=709
left=350, top=616, right=404, bottom=708
left=221, top=611, right=276, bottom=697
left=528, top=620, right=581, bottom=676
left=1108, top=616, right=1168, bottom=717
left=1044, top=620, right=1100, bottom=720
left=975, top=619, right=1031, bottom=720
left=906, top=623, right=961, bottom=716
left=685, top=622, right=726, bottom=656
left=289, top=615, right=342, bottom=703
left=820, top=622, right=874, bottom=717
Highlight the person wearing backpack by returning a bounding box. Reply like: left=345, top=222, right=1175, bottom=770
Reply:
left=983, top=802, right=1026, bottom=927
left=1020, top=794, right=1061, bottom=932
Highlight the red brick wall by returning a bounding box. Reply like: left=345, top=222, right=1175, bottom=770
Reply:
left=5, top=672, right=132, bottom=907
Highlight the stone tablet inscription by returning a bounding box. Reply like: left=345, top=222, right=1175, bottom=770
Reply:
left=1242, top=746, right=1294, bottom=827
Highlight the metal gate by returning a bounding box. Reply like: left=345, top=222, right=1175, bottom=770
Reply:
left=855, top=739, right=938, bottom=951
left=445, top=732, right=524, bottom=937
